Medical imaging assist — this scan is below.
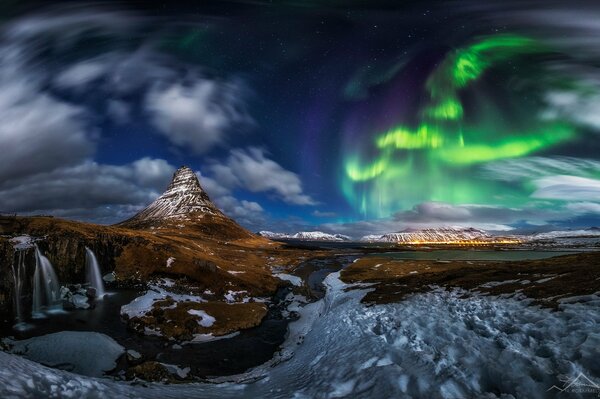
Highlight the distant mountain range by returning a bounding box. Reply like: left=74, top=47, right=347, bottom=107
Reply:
left=360, top=227, right=493, bottom=244
left=258, top=231, right=351, bottom=241
left=259, top=226, right=600, bottom=244
left=528, top=228, right=600, bottom=240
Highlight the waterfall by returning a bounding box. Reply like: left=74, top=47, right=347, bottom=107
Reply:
left=32, top=246, right=60, bottom=316
left=85, top=247, right=105, bottom=298
left=11, top=251, right=26, bottom=322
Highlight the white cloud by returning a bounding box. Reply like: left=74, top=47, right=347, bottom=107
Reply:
left=543, top=89, right=600, bottom=130
left=532, top=175, right=600, bottom=201
left=145, top=79, right=253, bottom=154
left=566, top=202, right=600, bottom=214
left=192, top=173, right=265, bottom=226
left=208, top=147, right=316, bottom=206
left=54, top=58, right=111, bottom=90
left=482, top=156, right=600, bottom=182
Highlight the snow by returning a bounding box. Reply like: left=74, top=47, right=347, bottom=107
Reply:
left=120, top=284, right=204, bottom=319
left=530, top=228, right=600, bottom=240
left=9, top=235, right=35, bottom=250
left=187, top=309, right=216, bottom=327
left=5, top=331, right=124, bottom=377
left=190, top=332, right=240, bottom=343
left=122, top=166, right=221, bottom=226
left=258, top=231, right=351, bottom=241
left=224, top=290, right=248, bottom=303
left=166, top=257, right=175, bottom=268
left=3, top=272, right=600, bottom=398
left=227, top=271, right=246, bottom=275
left=361, top=227, right=493, bottom=243
left=274, top=273, right=302, bottom=287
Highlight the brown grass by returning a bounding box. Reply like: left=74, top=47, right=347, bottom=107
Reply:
left=341, top=252, right=600, bottom=308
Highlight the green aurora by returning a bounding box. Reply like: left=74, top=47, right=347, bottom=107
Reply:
left=342, top=35, right=577, bottom=218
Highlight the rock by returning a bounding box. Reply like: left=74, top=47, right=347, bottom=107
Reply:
left=163, top=363, right=191, bottom=379
left=103, top=272, right=116, bottom=282
left=71, top=294, right=90, bottom=309
left=8, top=331, right=124, bottom=377
left=172, top=344, right=182, bottom=350
left=126, top=349, right=142, bottom=363
left=59, top=286, right=71, bottom=299
left=126, top=361, right=170, bottom=382
left=86, top=286, right=97, bottom=298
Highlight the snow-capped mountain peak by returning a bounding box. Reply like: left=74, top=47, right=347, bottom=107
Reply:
left=120, top=166, right=223, bottom=227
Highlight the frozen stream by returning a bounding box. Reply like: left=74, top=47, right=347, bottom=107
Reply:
left=2, top=268, right=600, bottom=398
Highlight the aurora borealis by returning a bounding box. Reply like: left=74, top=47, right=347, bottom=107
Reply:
left=342, top=34, right=575, bottom=218
left=1, top=0, right=600, bottom=236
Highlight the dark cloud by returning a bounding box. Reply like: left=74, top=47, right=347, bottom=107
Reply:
left=0, top=158, right=175, bottom=223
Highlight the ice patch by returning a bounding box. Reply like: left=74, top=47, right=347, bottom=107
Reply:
left=274, top=273, right=302, bottom=287
left=190, top=331, right=240, bottom=343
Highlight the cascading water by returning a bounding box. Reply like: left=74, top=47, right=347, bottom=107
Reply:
left=85, top=247, right=105, bottom=298
left=32, top=246, right=60, bottom=317
left=11, top=251, right=26, bottom=323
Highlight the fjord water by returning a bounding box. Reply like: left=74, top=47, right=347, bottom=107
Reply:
left=32, top=246, right=60, bottom=316
left=85, top=247, right=105, bottom=298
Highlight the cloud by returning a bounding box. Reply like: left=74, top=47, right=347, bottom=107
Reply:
left=566, top=202, right=600, bottom=214
left=312, top=210, right=337, bottom=217
left=542, top=89, right=600, bottom=131
left=0, top=158, right=175, bottom=224
left=145, top=79, right=253, bottom=154
left=54, top=58, right=112, bottom=90
left=0, top=25, right=95, bottom=182
left=400, top=202, right=472, bottom=221
left=482, top=156, right=600, bottom=182
left=208, top=147, right=316, bottom=205
left=532, top=175, right=600, bottom=201
left=0, top=83, right=93, bottom=182
left=106, top=99, right=131, bottom=124
left=316, top=201, right=577, bottom=238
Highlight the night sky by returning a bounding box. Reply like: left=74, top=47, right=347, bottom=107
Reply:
left=1, top=0, right=600, bottom=237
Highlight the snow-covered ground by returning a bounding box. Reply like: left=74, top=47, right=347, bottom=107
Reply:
left=2, top=273, right=600, bottom=398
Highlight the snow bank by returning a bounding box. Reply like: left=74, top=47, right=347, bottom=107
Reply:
left=2, top=273, right=600, bottom=398
left=5, top=331, right=124, bottom=378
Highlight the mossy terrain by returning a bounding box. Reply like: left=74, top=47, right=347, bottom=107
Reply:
left=341, top=252, right=600, bottom=308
